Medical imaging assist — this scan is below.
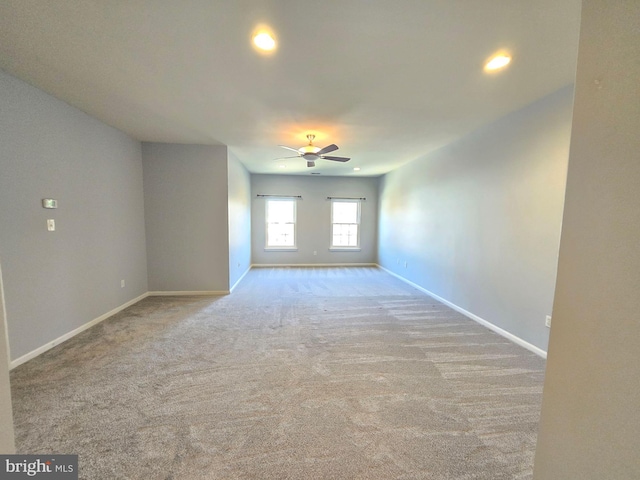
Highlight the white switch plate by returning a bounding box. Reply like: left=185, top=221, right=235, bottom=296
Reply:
left=121, top=280, right=125, bottom=288
left=47, top=219, right=55, bottom=231
left=545, top=315, right=552, bottom=328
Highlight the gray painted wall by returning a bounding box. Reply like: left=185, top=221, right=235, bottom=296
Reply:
left=0, top=70, right=148, bottom=362
left=251, top=175, right=378, bottom=265
left=0, top=261, right=15, bottom=453
left=228, top=152, right=252, bottom=288
left=378, top=86, right=574, bottom=352
left=142, top=143, right=230, bottom=292
left=534, top=1, right=640, bottom=478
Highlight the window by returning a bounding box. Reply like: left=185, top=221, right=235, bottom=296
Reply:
left=266, top=198, right=296, bottom=248
left=331, top=199, right=360, bottom=248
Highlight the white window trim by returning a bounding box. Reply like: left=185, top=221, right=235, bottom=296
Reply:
left=330, top=199, right=361, bottom=250
left=265, top=198, right=297, bottom=250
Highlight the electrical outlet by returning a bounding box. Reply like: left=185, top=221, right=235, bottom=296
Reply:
left=404, top=261, right=408, bottom=268
left=545, top=315, right=552, bottom=328
left=47, top=219, right=55, bottom=231
left=121, top=280, right=125, bottom=288
left=313, top=250, right=317, bottom=256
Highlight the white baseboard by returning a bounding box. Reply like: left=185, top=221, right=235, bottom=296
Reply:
left=230, top=267, right=251, bottom=293
left=148, top=291, right=229, bottom=296
left=251, top=263, right=377, bottom=268
left=11, top=289, right=230, bottom=368
left=10, top=265, right=546, bottom=369
left=10, top=292, right=149, bottom=370
left=377, top=265, right=547, bottom=359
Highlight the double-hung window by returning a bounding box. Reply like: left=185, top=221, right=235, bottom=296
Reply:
left=331, top=199, right=360, bottom=249
left=266, top=198, right=296, bottom=248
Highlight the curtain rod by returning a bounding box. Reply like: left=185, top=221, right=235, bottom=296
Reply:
left=256, top=194, right=302, bottom=198
left=326, top=196, right=366, bottom=200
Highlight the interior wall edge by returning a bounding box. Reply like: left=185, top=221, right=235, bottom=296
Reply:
left=0, top=259, right=15, bottom=452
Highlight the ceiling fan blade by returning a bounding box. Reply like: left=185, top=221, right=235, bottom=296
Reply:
left=321, top=155, right=350, bottom=162
left=307, top=160, right=316, bottom=168
left=272, top=156, right=300, bottom=161
left=316, top=144, right=339, bottom=155
left=278, top=145, right=301, bottom=153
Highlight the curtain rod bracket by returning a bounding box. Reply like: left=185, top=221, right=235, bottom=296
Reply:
left=256, top=194, right=302, bottom=198
left=326, top=196, right=366, bottom=201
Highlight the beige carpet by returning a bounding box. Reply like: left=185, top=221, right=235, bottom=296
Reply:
left=11, top=267, right=545, bottom=479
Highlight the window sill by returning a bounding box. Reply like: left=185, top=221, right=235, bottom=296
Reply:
left=264, top=247, right=298, bottom=252
left=329, top=247, right=361, bottom=252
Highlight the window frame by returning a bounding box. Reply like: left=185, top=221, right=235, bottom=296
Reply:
left=330, top=199, right=361, bottom=251
left=265, top=197, right=298, bottom=250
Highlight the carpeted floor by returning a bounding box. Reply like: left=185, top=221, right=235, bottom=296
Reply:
left=10, top=267, right=546, bottom=479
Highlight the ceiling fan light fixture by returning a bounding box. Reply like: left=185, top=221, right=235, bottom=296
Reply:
left=299, top=134, right=321, bottom=154
left=278, top=134, right=350, bottom=165
left=299, top=145, right=321, bottom=154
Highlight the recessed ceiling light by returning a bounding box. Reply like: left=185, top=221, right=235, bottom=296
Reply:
left=252, top=30, right=276, bottom=52
left=353, top=167, right=361, bottom=171
left=484, top=52, right=511, bottom=72
left=310, top=172, right=321, bottom=175
left=278, top=164, right=285, bottom=168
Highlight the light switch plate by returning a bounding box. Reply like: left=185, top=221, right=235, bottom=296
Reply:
left=47, top=219, right=55, bottom=231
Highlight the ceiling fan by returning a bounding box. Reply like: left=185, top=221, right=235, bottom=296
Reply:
left=278, top=134, right=350, bottom=167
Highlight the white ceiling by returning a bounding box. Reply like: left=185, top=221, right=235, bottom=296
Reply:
left=0, top=0, right=581, bottom=177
